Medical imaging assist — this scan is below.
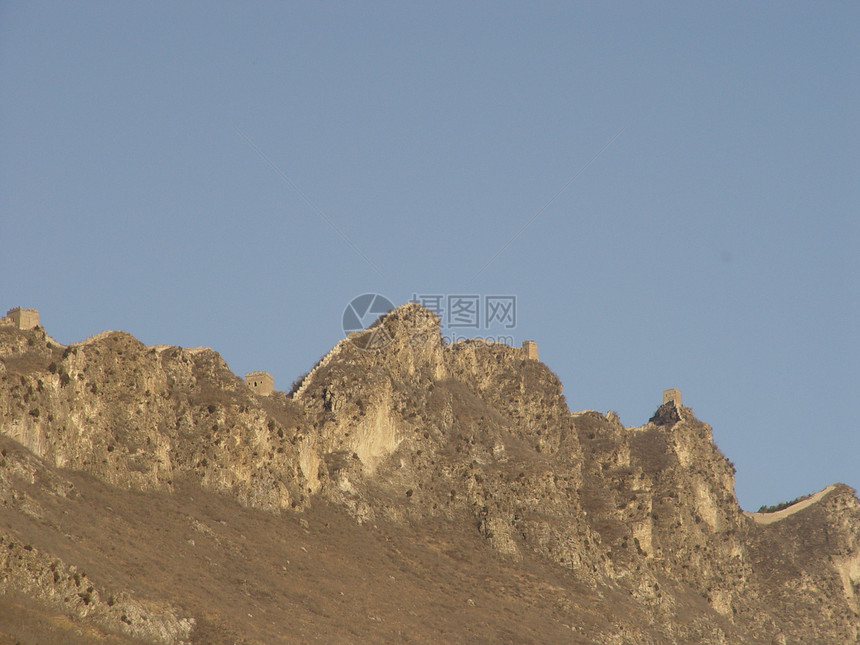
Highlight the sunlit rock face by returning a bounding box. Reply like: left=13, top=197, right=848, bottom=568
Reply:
left=1, top=310, right=858, bottom=644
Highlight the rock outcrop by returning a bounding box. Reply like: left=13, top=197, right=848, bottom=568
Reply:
left=0, top=305, right=857, bottom=643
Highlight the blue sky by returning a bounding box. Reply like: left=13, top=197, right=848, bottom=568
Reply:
left=1, top=2, right=857, bottom=510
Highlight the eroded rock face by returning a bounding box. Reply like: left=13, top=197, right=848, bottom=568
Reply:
left=0, top=327, right=312, bottom=513
left=1, top=307, right=858, bottom=644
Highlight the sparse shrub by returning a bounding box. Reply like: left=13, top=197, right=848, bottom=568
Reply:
left=756, top=494, right=811, bottom=514
left=28, top=408, right=40, bottom=419
left=48, top=362, right=57, bottom=373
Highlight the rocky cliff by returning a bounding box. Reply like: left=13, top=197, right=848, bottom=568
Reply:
left=0, top=304, right=857, bottom=643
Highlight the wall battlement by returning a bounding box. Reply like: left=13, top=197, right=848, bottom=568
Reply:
left=663, top=388, right=681, bottom=407
left=2, top=307, right=39, bottom=330
left=245, top=371, right=274, bottom=396
left=292, top=337, right=353, bottom=400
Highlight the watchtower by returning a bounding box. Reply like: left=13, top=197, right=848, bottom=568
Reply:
left=522, top=340, right=539, bottom=361
left=662, top=388, right=681, bottom=407
left=245, top=371, right=274, bottom=396
left=6, top=307, right=39, bottom=330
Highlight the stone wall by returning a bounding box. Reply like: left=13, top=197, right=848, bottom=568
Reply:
left=245, top=371, right=274, bottom=396
left=522, top=340, right=539, bottom=361
left=663, top=388, right=681, bottom=407
left=292, top=338, right=353, bottom=399
left=4, top=307, right=39, bottom=330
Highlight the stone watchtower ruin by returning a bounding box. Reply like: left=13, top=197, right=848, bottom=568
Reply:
left=245, top=371, right=274, bottom=396
left=522, top=340, right=539, bottom=361
left=3, top=307, right=39, bottom=330
left=662, top=388, right=681, bottom=407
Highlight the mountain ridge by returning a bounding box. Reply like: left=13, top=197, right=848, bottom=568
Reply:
left=1, top=303, right=858, bottom=643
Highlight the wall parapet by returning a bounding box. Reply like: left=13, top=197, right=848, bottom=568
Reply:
left=245, top=371, right=274, bottom=396
left=292, top=338, right=354, bottom=400
left=663, top=388, right=681, bottom=407
left=3, top=307, right=39, bottom=330
left=522, top=340, right=538, bottom=361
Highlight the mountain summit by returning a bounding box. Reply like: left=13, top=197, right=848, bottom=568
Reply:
left=1, top=306, right=858, bottom=643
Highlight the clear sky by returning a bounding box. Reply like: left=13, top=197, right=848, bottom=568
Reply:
left=2, top=2, right=857, bottom=511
